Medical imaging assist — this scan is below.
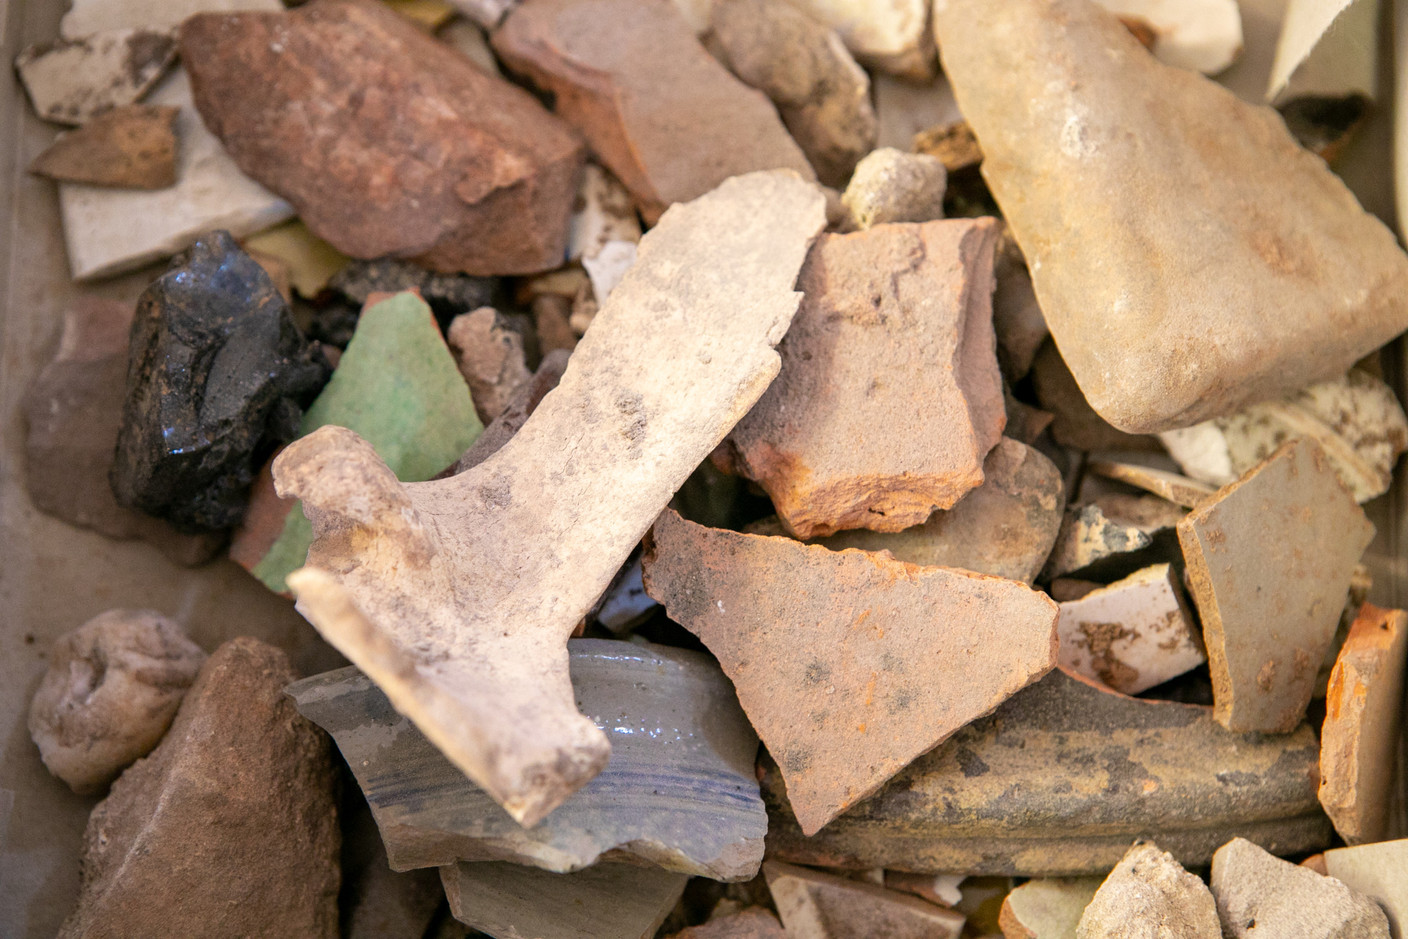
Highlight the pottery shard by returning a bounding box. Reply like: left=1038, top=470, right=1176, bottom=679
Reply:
left=1319, top=604, right=1408, bottom=844
left=765, top=861, right=965, bottom=939
left=841, top=148, right=947, bottom=229
left=804, top=437, right=1065, bottom=585
left=642, top=509, right=1058, bottom=835
left=933, top=0, right=1408, bottom=434
left=1086, top=461, right=1214, bottom=510
left=710, top=0, right=877, bottom=188
left=28, top=609, right=205, bottom=794
left=492, top=0, right=815, bottom=223
left=1179, top=437, right=1374, bottom=733
left=30, top=104, right=178, bottom=189
left=1042, top=494, right=1184, bottom=582
left=270, top=172, right=825, bottom=826
left=56, top=638, right=340, bottom=939
left=999, top=877, right=1102, bottom=939
left=15, top=28, right=176, bottom=125
left=723, top=217, right=1004, bottom=538
left=1076, top=842, right=1220, bottom=939
left=448, top=307, right=532, bottom=425
left=181, top=0, right=584, bottom=276
left=1210, top=837, right=1389, bottom=939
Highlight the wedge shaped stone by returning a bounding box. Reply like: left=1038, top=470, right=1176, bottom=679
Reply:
left=804, top=438, right=1064, bottom=584
left=1179, top=438, right=1374, bottom=733
left=30, top=104, right=178, bottom=189
left=1076, top=842, right=1219, bottom=939
left=15, top=28, right=175, bottom=125
left=722, top=218, right=1004, bottom=538
left=270, top=171, right=825, bottom=827
left=933, top=0, right=1408, bottom=433
left=766, top=862, right=964, bottom=939
left=1057, top=564, right=1205, bottom=695
left=1319, top=604, right=1408, bottom=844
left=181, top=0, right=584, bottom=275
left=1324, top=840, right=1408, bottom=936
left=999, top=878, right=1101, bottom=939
left=643, top=509, right=1058, bottom=835
left=441, top=860, right=687, bottom=939
left=288, top=639, right=765, bottom=878
left=1211, top=837, right=1390, bottom=939
left=492, top=0, right=814, bottom=223
left=763, top=668, right=1329, bottom=875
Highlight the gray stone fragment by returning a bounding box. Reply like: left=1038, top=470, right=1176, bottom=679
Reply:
left=1210, top=837, right=1390, bottom=938
left=1076, top=842, right=1220, bottom=939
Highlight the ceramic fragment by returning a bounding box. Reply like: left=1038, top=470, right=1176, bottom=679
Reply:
left=841, top=148, right=947, bottom=229
left=567, top=164, right=642, bottom=264
left=999, top=878, right=1102, bottom=939
left=1076, top=842, right=1220, bottom=939
left=765, top=861, right=965, bottom=939
left=1093, top=0, right=1244, bottom=74
left=242, top=221, right=350, bottom=298
left=777, top=0, right=934, bottom=79
left=1086, top=461, right=1215, bottom=509
left=1268, top=0, right=1378, bottom=106
left=885, top=872, right=965, bottom=908
left=448, top=307, right=531, bottom=425
left=30, top=104, right=178, bottom=190
left=1042, top=494, right=1184, bottom=581
left=1211, top=837, right=1390, bottom=938
left=60, top=0, right=280, bottom=37
left=15, top=28, right=175, bottom=126
left=1324, top=840, right=1408, bottom=936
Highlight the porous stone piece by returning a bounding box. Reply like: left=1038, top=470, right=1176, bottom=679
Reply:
left=21, top=297, right=223, bottom=564
left=765, top=861, right=966, bottom=939
left=28, top=609, right=205, bottom=794
left=804, top=438, right=1064, bottom=584
left=288, top=639, right=766, bottom=878
left=58, top=69, right=294, bottom=281
left=1158, top=371, right=1408, bottom=503
left=1319, top=604, right=1408, bottom=844
left=181, top=0, right=585, bottom=275
left=1076, top=842, right=1219, bottom=939
left=492, top=0, right=814, bottom=223
left=999, top=878, right=1102, bottom=939
left=1042, top=494, right=1184, bottom=581
left=933, top=0, right=1408, bottom=434
left=56, top=638, right=340, bottom=939
left=328, top=257, right=496, bottom=318
left=234, top=292, right=481, bottom=593
left=723, top=217, right=1003, bottom=538
left=242, top=221, right=350, bottom=298
left=1324, top=840, right=1408, bottom=936
left=710, top=0, right=877, bottom=187
left=30, top=104, right=178, bottom=189
left=668, top=908, right=785, bottom=939
left=1057, top=564, right=1205, bottom=695
left=15, top=28, right=176, bottom=125
left=1211, top=837, right=1390, bottom=938
left=270, top=172, right=825, bottom=826
left=60, top=0, right=280, bottom=37
left=1030, top=342, right=1159, bottom=452
left=448, top=307, right=532, bottom=425
left=1092, top=0, right=1243, bottom=74
left=1178, top=438, right=1375, bottom=733
left=763, top=668, right=1330, bottom=875
left=643, top=509, right=1058, bottom=835
left=1086, top=461, right=1214, bottom=509
left=841, top=148, right=947, bottom=229
left=778, top=0, right=934, bottom=79
left=992, top=230, right=1048, bottom=381
left=442, top=860, right=686, bottom=939
left=110, top=231, right=328, bottom=532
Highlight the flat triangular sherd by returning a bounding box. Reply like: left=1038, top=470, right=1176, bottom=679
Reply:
left=642, top=509, right=1057, bottom=835
left=1179, top=437, right=1374, bottom=733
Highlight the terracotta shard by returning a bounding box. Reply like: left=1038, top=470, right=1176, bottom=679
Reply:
left=491, top=0, right=814, bottom=223
left=765, top=862, right=965, bottom=939
left=180, top=0, right=584, bottom=275
left=287, top=640, right=766, bottom=879
left=447, top=307, right=531, bottom=425
left=30, top=104, right=178, bottom=189
left=999, top=877, right=1101, bottom=939
left=1211, top=837, right=1390, bottom=939
left=1178, top=438, right=1374, bottom=733
left=763, top=668, right=1329, bottom=875
left=933, top=0, right=1408, bottom=433
left=1077, top=842, right=1220, bottom=939
left=15, top=28, right=176, bottom=126
left=642, top=509, right=1058, bottom=835
left=1319, top=604, right=1408, bottom=844
left=270, top=171, right=825, bottom=827
left=724, top=217, right=1004, bottom=538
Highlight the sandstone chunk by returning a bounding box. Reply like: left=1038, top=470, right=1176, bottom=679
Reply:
left=999, top=878, right=1102, bottom=939
left=288, top=640, right=766, bottom=879
left=270, top=172, right=825, bottom=826
left=56, top=638, right=339, bottom=939
left=1076, top=842, right=1219, bottom=939
left=1324, top=840, right=1408, bottom=936
left=1178, top=438, right=1374, bottom=733
left=763, top=668, right=1329, bottom=875
left=110, top=231, right=329, bottom=532
left=442, top=860, right=687, bottom=939
left=933, top=0, right=1408, bottom=433
left=181, top=0, right=585, bottom=275
left=766, top=861, right=965, bottom=939
left=30, top=104, right=178, bottom=189
left=723, top=217, right=1003, bottom=538
left=710, top=0, right=877, bottom=187
left=643, top=509, right=1058, bottom=835
left=841, top=148, right=947, bottom=229
left=492, top=0, right=813, bottom=223
left=1319, top=604, right=1408, bottom=844
left=15, top=28, right=175, bottom=125
left=28, top=610, right=205, bottom=794
left=1057, top=564, right=1204, bottom=695
left=1210, top=837, right=1390, bottom=938
left=778, top=0, right=933, bottom=79
left=448, top=307, right=532, bottom=424
left=798, top=438, right=1064, bottom=584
